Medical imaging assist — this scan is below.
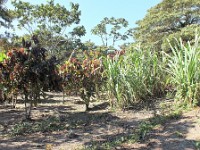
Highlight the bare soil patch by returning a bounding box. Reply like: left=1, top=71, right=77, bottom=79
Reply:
left=0, top=93, right=200, bottom=150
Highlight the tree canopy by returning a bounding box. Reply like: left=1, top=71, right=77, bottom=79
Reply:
left=0, top=0, right=12, bottom=28
left=11, top=0, right=86, bottom=55
left=133, top=0, right=200, bottom=52
left=91, top=17, right=131, bottom=48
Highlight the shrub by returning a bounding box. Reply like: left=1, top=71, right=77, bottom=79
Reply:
left=0, top=36, right=62, bottom=119
left=59, top=50, right=104, bottom=111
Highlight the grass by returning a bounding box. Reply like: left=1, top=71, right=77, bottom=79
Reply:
left=11, top=116, right=66, bottom=136
left=103, top=44, right=166, bottom=108
left=164, top=35, right=200, bottom=108
left=174, top=131, right=185, bottom=138
left=83, top=134, right=138, bottom=150
left=195, top=141, right=200, bottom=150
left=2, top=32, right=200, bottom=150
left=103, top=34, right=200, bottom=110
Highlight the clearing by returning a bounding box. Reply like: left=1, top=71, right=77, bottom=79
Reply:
left=0, top=92, right=200, bottom=150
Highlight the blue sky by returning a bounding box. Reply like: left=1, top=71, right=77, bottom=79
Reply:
left=5, top=0, right=162, bottom=47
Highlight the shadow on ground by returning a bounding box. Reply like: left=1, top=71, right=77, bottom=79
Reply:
left=133, top=118, right=198, bottom=150
left=0, top=93, right=199, bottom=150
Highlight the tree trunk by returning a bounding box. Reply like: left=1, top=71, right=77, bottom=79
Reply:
left=0, top=90, right=3, bottom=103
left=81, top=88, right=90, bottom=111
left=85, top=103, right=89, bottom=111
left=95, top=84, right=100, bottom=100
left=62, top=91, right=65, bottom=104
left=24, top=93, right=32, bottom=120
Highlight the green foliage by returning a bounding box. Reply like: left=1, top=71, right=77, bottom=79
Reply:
left=164, top=35, right=200, bottom=107
left=137, top=122, right=153, bottom=140
left=84, top=134, right=137, bottom=150
left=0, top=36, right=62, bottom=118
left=11, top=0, right=85, bottom=55
left=134, top=0, right=200, bottom=52
left=162, top=25, right=200, bottom=51
left=0, top=50, right=6, bottom=62
left=59, top=50, right=104, bottom=111
left=136, top=111, right=181, bottom=141
left=0, top=50, right=5, bottom=82
left=91, top=17, right=130, bottom=47
left=83, top=40, right=97, bottom=50
left=195, top=141, right=200, bottom=150
left=11, top=122, right=33, bottom=135
left=0, top=0, right=12, bottom=28
left=104, top=45, right=166, bottom=108
left=0, top=50, right=7, bottom=93
left=11, top=116, right=65, bottom=135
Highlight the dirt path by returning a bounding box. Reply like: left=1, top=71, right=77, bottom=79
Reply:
left=0, top=93, right=200, bottom=150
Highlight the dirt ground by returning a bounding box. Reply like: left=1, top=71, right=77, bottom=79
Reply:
left=0, top=92, right=200, bottom=150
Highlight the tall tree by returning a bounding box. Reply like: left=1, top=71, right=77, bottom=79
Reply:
left=11, top=0, right=86, bottom=55
left=134, top=0, right=200, bottom=52
left=0, top=0, right=11, bottom=28
left=91, top=17, right=130, bottom=47
left=83, top=40, right=96, bottom=50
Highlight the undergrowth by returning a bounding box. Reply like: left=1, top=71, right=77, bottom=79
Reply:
left=11, top=116, right=66, bottom=136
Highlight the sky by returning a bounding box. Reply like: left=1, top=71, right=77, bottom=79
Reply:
left=4, top=0, right=162, bottom=48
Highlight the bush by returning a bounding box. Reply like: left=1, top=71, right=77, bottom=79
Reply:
left=59, top=50, right=104, bottom=111
left=0, top=36, right=62, bottom=119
